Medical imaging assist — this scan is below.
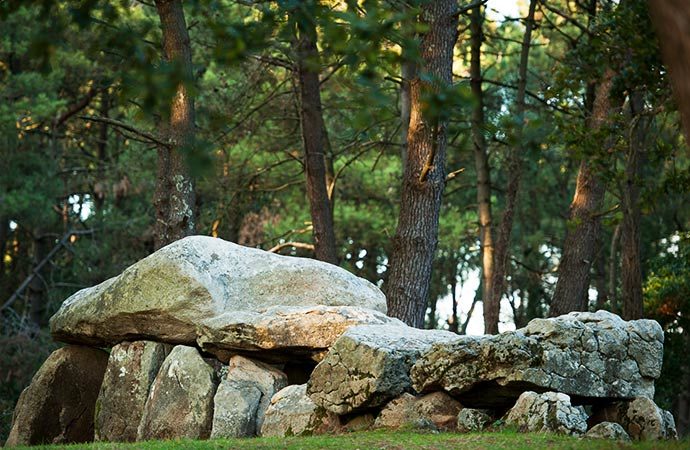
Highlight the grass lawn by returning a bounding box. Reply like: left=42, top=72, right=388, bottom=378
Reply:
left=12, top=430, right=689, bottom=450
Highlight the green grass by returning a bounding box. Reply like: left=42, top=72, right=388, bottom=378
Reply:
left=13, top=430, right=690, bottom=450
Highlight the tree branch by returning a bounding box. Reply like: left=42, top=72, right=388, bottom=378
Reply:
left=79, top=115, right=169, bottom=147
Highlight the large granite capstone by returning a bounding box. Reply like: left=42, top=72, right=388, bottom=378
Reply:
left=411, top=311, right=663, bottom=408
left=49, top=236, right=394, bottom=361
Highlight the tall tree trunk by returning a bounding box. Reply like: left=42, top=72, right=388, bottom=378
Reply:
left=460, top=295, right=479, bottom=335
left=621, top=91, right=646, bottom=320
left=95, top=91, right=109, bottom=212
left=0, top=217, right=7, bottom=290
left=469, top=4, right=495, bottom=334
left=648, top=0, right=690, bottom=142
left=551, top=68, right=615, bottom=316
left=386, top=0, right=459, bottom=327
left=153, top=0, right=196, bottom=250
left=484, top=0, right=537, bottom=334
left=608, top=222, right=621, bottom=311
left=293, top=2, right=338, bottom=265
left=448, top=273, right=459, bottom=333
left=594, top=235, right=608, bottom=310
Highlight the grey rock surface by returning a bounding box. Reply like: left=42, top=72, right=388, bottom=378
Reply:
left=591, top=397, right=678, bottom=440
left=50, top=236, right=391, bottom=361
left=260, top=384, right=339, bottom=437
left=585, top=422, right=631, bottom=441
left=210, top=355, right=288, bottom=437
left=136, top=345, right=217, bottom=441
left=307, top=325, right=457, bottom=414
left=6, top=346, right=108, bottom=447
left=457, top=408, right=493, bottom=432
left=95, top=341, right=169, bottom=442
left=505, top=391, right=588, bottom=436
left=373, top=394, right=437, bottom=431
left=199, top=305, right=399, bottom=363
left=372, top=392, right=462, bottom=431
left=211, top=380, right=262, bottom=438
left=414, top=392, right=463, bottom=430
left=411, top=311, right=663, bottom=408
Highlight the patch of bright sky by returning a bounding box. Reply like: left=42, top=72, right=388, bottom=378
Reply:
left=435, top=268, right=517, bottom=335
left=486, top=0, right=524, bottom=22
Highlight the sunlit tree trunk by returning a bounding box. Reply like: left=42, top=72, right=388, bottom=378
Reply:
left=386, top=0, right=459, bottom=327
left=469, top=4, right=496, bottom=334
left=485, top=0, right=537, bottom=334
left=153, top=0, right=196, bottom=250
left=551, top=69, right=615, bottom=316
left=292, top=1, right=338, bottom=265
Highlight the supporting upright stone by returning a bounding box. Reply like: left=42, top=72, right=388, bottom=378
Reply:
left=136, top=345, right=217, bottom=441
left=211, top=354, right=288, bottom=438
left=590, top=397, right=678, bottom=440
left=505, top=391, right=588, bottom=436
left=95, top=341, right=169, bottom=442
left=6, top=346, right=108, bottom=447
left=260, top=384, right=339, bottom=437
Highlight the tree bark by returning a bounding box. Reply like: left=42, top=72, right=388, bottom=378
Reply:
left=608, top=222, right=621, bottom=311
left=621, top=91, right=646, bottom=320
left=647, top=0, right=690, bottom=142
left=153, top=0, right=196, bottom=250
left=447, top=255, right=459, bottom=333
left=469, top=4, right=496, bottom=334
left=550, top=68, right=615, bottom=316
left=594, top=235, right=608, bottom=310
left=485, top=0, right=537, bottom=334
left=94, top=91, right=109, bottom=212
left=386, top=0, right=459, bottom=327
left=293, top=2, right=338, bottom=265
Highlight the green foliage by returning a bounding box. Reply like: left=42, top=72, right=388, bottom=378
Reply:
left=644, top=233, right=690, bottom=411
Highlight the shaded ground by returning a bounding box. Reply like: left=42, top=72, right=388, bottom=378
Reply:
left=11, top=430, right=690, bottom=450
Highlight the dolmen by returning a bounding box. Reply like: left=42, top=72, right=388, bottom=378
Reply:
left=5, top=236, right=678, bottom=446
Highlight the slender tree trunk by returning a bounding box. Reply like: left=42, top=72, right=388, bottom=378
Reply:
left=460, top=296, right=479, bottom=335
left=551, top=69, right=616, bottom=316
left=293, top=3, right=338, bottom=265
left=427, top=295, right=438, bottom=329
left=447, top=258, right=459, bottom=333
left=484, top=0, right=537, bottom=334
left=594, top=236, right=608, bottom=310
left=95, top=91, right=109, bottom=212
left=469, top=5, right=495, bottom=333
left=153, top=0, right=196, bottom=250
left=0, top=217, right=7, bottom=289
left=608, top=222, right=621, bottom=311
left=621, top=91, right=646, bottom=320
left=386, top=0, right=459, bottom=327
left=648, top=0, right=690, bottom=142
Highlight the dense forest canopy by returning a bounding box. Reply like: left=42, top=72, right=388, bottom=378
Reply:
left=1, top=0, right=690, bottom=439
